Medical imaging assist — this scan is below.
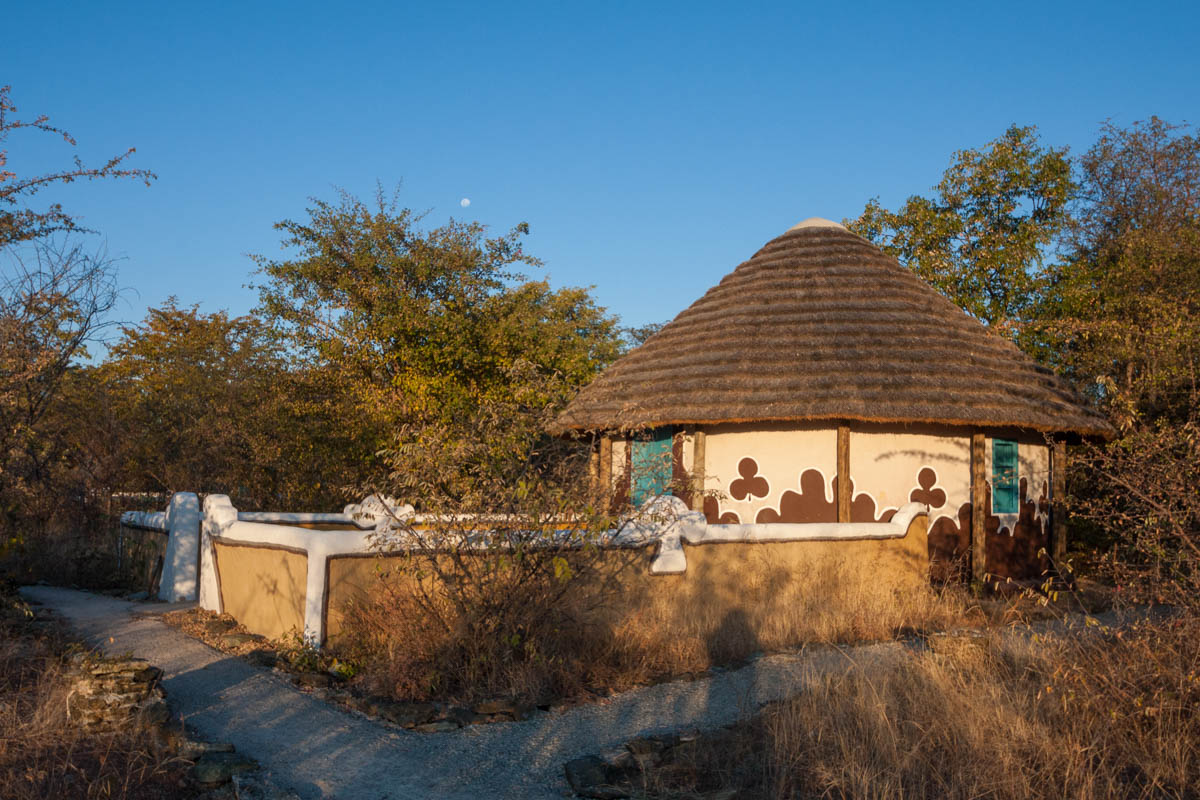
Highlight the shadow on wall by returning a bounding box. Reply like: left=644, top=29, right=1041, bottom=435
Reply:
left=928, top=479, right=1051, bottom=583
left=212, top=543, right=308, bottom=640
left=319, top=515, right=937, bottom=703
left=703, top=440, right=969, bottom=527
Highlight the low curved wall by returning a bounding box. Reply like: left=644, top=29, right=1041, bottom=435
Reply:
left=325, top=514, right=929, bottom=645
left=212, top=541, right=308, bottom=640
left=199, top=493, right=930, bottom=645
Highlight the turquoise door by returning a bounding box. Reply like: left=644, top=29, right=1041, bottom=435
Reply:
left=631, top=427, right=675, bottom=506
left=992, top=439, right=1019, bottom=513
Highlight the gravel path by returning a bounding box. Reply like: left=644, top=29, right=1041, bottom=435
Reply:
left=19, top=586, right=1141, bottom=799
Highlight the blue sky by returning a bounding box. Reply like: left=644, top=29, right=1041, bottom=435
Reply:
left=5, top=0, right=1198, bottom=333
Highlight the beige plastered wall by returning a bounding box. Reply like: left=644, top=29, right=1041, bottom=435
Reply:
left=323, top=514, right=929, bottom=645
left=849, top=429, right=972, bottom=527
left=702, top=423, right=975, bottom=526
left=213, top=542, right=307, bottom=640
left=702, top=422, right=837, bottom=522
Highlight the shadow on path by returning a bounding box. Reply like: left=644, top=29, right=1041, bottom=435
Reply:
left=20, top=585, right=1154, bottom=800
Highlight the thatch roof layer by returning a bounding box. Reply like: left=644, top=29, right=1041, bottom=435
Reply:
left=553, top=224, right=1112, bottom=438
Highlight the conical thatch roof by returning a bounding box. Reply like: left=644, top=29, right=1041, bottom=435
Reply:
left=553, top=219, right=1112, bottom=438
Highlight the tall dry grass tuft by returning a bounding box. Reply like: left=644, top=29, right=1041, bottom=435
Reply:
left=0, top=590, right=193, bottom=800
left=336, top=553, right=983, bottom=706
left=624, top=556, right=978, bottom=655
left=335, top=558, right=611, bottom=704
left=644, top=613, right=1200, bottom=800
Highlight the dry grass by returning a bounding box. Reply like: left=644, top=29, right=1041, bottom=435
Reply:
left=333, top=554, right=1093, bottom=708
left=637, top=612, right=1200, bottom=800
left=0, top=589, right=196, bottom=800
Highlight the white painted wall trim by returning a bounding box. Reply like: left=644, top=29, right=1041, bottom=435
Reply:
left=646, top=500, right=928, bottom=574
left=133, top=493, right=929, bottom=646
left=120, top=493, right=202, bottom=602
left=160, top=493, right=201, bottom=602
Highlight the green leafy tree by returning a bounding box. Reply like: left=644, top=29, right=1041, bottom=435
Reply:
left=253, top=188, right=622, bottom=502
left=0, top=86, right=152, bottom=551
left=1037, top=118, right=1200, bottom=428
left=1034, top=119, right=1200, bottom=588
left=97, top=300, right=355, bottom=508
left=620, top=321, right=666, bottom=352
left=847, top=125, right=1073, bottom=333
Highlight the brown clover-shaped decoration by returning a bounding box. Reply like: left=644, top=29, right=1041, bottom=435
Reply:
left=909, top=467, right=947, bottom=508
left=729, top=457, right=769, bottom=500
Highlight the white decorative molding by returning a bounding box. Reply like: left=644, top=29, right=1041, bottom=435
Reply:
left=127, top=492, right=929, bottom=647
left=120, top=493, right=202, bottom=603
left=199, top=494, right=238, bottom=613
left=648, top=501, right=929, bottom=575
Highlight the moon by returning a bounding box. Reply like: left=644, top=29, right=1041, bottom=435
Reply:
left=460, top=198, right=471, bottom=207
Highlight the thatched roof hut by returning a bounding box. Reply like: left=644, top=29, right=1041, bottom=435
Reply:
left=555, top=218, right=1110, bottom=584
left=553, top=219, right=1110, bottom=439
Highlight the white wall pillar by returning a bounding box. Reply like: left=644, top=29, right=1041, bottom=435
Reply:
left=199, top=494, right=237, bottom=611
left=159, top=492, right=202, bottom=602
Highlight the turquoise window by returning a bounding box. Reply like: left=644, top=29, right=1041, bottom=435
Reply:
left=992, top=439, right=1019, bottom=514
left=631, top=427, right=675, bottom=506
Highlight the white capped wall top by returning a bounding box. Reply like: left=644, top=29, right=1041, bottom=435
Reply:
left=788, top=217, right=847, bottom=231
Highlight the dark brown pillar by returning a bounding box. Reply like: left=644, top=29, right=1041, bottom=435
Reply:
left=691, top=430, right=706, bottom=513
left=588, top=437, right=600, bottom=488
left=1052, top=439, right=1068, bottom=566
left=971, top=432, right=987, bottom=582
left=837, top=424, right=851, bottom=523
left=599, top=436, right=613, bottom=493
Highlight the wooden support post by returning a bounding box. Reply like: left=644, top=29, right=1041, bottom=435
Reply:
left=588, top=438, right=600, bottom=488
left=1052, top=439, right=1068, bottom=567
left=837, top=424, right=851, bottom=523
left=690, top=430, right=706, bottom=513
left=971, top=432, right=987, bottom=583
left=599, top=436, right=613, bottom=494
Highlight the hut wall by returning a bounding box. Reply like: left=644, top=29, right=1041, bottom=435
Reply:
left=212, top=542, right=308, bottom=640
left=324, top=513, right=929, bottom=645
left=693, top=424, right=1053, bottom=581
left=983, top=438, right=1051, bottom=579
left=700, top=422, right=837, bottom=524
left=848, top=431, right=972, bottom=526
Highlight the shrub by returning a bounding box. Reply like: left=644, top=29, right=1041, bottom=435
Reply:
left=641, top=614, right=1200, bottom=799
left=0, top=586, right=194, bottom=799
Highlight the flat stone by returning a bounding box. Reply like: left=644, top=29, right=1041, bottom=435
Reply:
left=472, top=698, right=519, bottom=716
left=126, top=591, right=150, bottom=602
left=179, top=740, right=237, bottom=759
left=413, top=720, right=460, bottom=733
left=294, top=672, right=332, bottom=689
left=190, top=751, right=257, bottom=786
left=245, top=650, right=278, bottom=668
left=563, top=755, right=629, bottom=799
left=626, top=734, right=676, bottom=755
left=379, top=702, right=438, bottom=727
left=137, top=697, right=171, bottom=726
left=600, top=748, right=636, bottom=770
left=444, top=706, right=485, bottom=726
left=203, top=618, right=238, bottom=635
left=220, top=633, right=259, bottom=648
left=87, top=658, right=156, bottom=677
